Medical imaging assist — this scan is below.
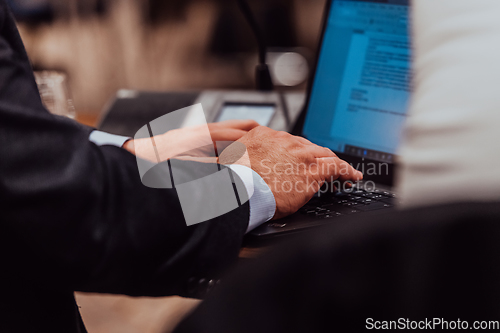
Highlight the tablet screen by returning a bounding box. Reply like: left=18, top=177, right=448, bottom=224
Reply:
left=216, top=104, right=276, bottom=126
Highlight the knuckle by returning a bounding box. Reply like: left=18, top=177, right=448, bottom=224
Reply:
left=277, top=131, right=291, bottom=139
left=248, top=126, right=264, bottom=136
left=288, top=139, right=303, bottom=149
left=324, top=147, right=336, bottom=156
left=253, top=125, right=269, bottom=133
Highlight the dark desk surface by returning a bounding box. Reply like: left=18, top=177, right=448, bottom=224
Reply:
left=98, top=91, right=201, bottom=137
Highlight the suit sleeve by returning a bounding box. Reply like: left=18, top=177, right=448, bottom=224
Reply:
left=0, top=2, right=249, bottom=298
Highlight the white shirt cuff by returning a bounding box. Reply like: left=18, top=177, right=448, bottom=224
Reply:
left=227, top=164, right=276, bottom=233
left=89, top=130, right=131, bottom=147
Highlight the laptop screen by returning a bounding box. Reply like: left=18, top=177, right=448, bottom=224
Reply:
left=302, top=0, right=411, bottom=163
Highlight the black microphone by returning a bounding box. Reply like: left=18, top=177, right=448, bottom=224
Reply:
left=236, top=0, right=274, bottom=91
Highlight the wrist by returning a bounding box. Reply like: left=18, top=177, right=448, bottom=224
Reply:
left=123, top=139, right=135, bottom=154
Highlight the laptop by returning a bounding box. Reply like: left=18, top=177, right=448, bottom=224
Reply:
left=249, top=0, right=411, bottom=238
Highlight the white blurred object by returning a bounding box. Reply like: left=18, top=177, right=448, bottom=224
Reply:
left=116, top=89, right=139, bottom=99
left=266, top=51, right=309, bottom=87
left=396, top=0, right=500, bottom=207
left=35, top=71, right=76, bottom=119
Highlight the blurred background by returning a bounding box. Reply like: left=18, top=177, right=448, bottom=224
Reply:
left=10, top=0, right=326, bottom=332
left=13, top=0, right=325, bottom=120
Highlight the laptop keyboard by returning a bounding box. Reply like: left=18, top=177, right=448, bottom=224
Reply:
left=298, top=185, right=396, bottom=220
left=252, top=184, right=398, bottom=236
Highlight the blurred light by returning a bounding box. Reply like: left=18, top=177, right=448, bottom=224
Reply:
left=269, top=52, right=309, bottom=87
left=117, top=89, right=139, bottom=99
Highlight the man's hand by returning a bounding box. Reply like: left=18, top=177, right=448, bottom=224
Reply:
left=125, top=121, right=362, bottom=221
left=123, top=120, right=259, bottom=162
left=220, top=126, right=363, bottom=220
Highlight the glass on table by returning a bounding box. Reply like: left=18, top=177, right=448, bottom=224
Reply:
left=34, top=71, right=76, bottom=119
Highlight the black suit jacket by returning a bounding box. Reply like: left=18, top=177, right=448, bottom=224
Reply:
left=0, top=2, right=249, bottom=332
left=175, top=202, right=500, bottom=333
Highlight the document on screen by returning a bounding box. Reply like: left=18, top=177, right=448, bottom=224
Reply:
left=330, top=32, right=411, bottom=153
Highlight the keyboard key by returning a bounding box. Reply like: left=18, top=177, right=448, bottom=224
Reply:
left=362, top=193, right=384, bottom=199
left=316, top=209, right=333, bottom=216
left=268, top=223, right=287, bottom=228
left=355, top=202, right=393, bottom=212
left=321, top=212, right=342, bottom=219
left=344, top=194, right=362, bottom=201
left=357, top=198, right=374, bottom=205
left=320, top=203, right=335, bottom=208
left=334, top=207, right=360, bottom=215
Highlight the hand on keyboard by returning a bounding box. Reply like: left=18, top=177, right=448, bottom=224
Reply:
left=222, top=126, right=363, bottom=220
